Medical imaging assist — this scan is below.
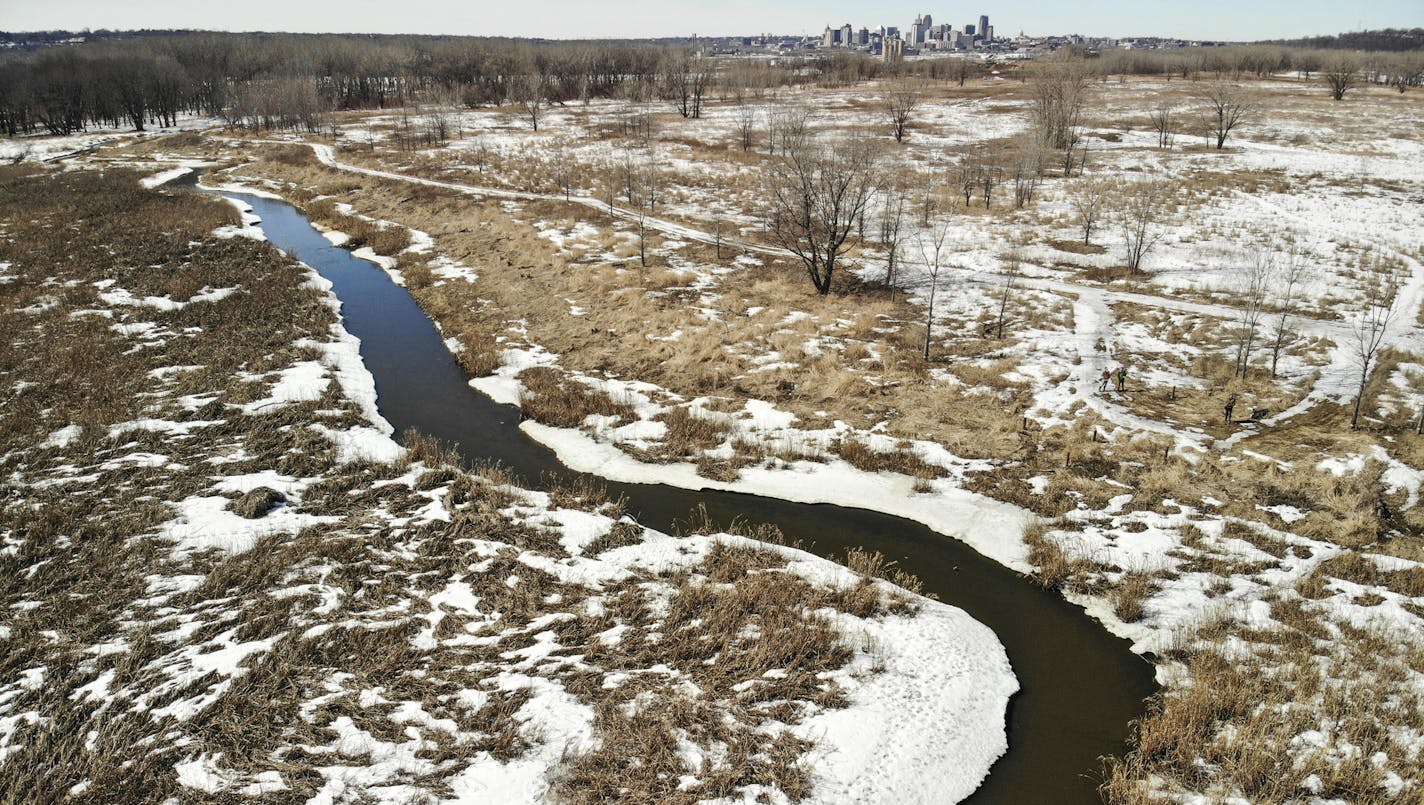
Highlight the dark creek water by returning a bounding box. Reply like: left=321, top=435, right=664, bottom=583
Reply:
left=212, top=184, right=1155, bottom=804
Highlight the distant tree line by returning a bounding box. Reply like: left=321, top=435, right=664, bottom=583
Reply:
left=3, top=29, right=1418, bottom=140
left=1262, top=28, right=1424, bottom=52
left=0, top=33, right=704, bottom=136
left=0, top=30, right=997, bottom=138
left=1091, top=44, right=1424, bottom=92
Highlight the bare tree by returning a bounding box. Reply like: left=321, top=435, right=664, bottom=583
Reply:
left=877, top=176, right=910, bottom=299
left=977, top=151, right=1003, bottom=209
left=956, top=157, right=979, bottom=208
left=469, top=135, right=491, bottom=174
left=618, top=149, right=659, bottom=267
left=1116, top=177, right=1172, bottom=273
left=735, top=103, right=758, bottom=152
left=1348, top=253, right=1402, bottom=430
left=602, top=155, right=618, bottom=213
left=1384, top=53, right=1424, bottom=94
left=916, top=218, right=953, bottom=359
left=1012, top=136, right=1048, bottom=209
left=1231, top=251, right=1273, bottom=378
left=764, top=133, right=880, bottom=295
left=949, top=57, right=977, bottom=88
left=884, top=78, right=921, bottom=143
left=1323, top=54, right=1363, bottom=101
left=511, top=71, right=546, bottom=131
left=634, top=194, right=652, bottom=268
left=1199, top=81, right=1253, bottom=149
left=551, top=145, right=575, bottom=201
left=766, top=105, right=811, bottom=157
left=918, top=168, right=943, bottom=227
left=1027, top=54, right=1091, bottom=152
left=643, top=152, right=664, bottom=212
left=663, top=49, right=712, bottom=119
left=1067, top=176, right=1112, bottom=245
left=993, top=247, right=1023, bottom=339
left=1149, top=104, right=1175, bottom=149
left=1268, top=248, right=1310, bottom=377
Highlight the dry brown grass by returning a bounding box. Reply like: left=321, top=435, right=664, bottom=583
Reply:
left=1316, top=550, right=1424, bottom=598
left=517, top=366, right=635, bottom=428
left=207, top=149, right=1038, bottom=461
left=657, top=406, right=732, bottom=457
left=1, top=162, right=924, bottom=803
left=1111, top=571, right=1156, bottom=623
left=132, top=83, right=1424, bottom=803
left=1024, top=520, right=1101, bottom=591
left=1104, top=626, right=1420, bottom=804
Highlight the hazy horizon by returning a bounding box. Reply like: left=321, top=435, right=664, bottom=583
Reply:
left=2, top=0, right=1421, bottom=43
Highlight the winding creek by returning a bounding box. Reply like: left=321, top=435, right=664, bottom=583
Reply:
left=209, top=183, right=1155, bottom=804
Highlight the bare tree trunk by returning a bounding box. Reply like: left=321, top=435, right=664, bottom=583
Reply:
left=995, top=251, right=1022, bottom=339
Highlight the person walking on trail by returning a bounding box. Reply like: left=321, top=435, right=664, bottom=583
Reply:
left=1115, top=365, right=1127, bottom=392
left=1224, top=394, right=1238, bottom=424
left=1099, top=367, right=1112, bottom=392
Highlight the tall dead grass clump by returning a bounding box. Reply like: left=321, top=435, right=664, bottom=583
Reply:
left=1111, top=571, right=1156, bottom=622
left=1024, top=519, right=1081, bottom=589
left=836, top=436, right=943, bottom=478
left=658, top=407, right=732, bottom=456
left=399, top=427, right=460, bottom=469
left=516, top=367, right=634, bottom=428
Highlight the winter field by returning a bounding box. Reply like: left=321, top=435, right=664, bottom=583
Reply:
left=4, top=64, right=1424, bottom=803
left=0, top=164, right=1019, bottom=802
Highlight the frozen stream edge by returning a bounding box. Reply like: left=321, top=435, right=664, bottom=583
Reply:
left=206, top=178, right=1021, bottom=804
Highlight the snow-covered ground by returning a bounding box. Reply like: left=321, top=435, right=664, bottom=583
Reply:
left=64, top=70, right=1424, bottom=801
left=0, top=163, right=1020, bottom=803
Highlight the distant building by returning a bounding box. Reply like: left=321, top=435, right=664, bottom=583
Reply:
left=965, top=24, right=976, bottom=36
left=841, top=23, right=854, bottom=46
left=857, top=27, right=871, bottom=45
left=883, top=36, right=905, bottom=63
left=980, top=15, right=990, bottom=40
left=823, top=26, right=836, bottom=48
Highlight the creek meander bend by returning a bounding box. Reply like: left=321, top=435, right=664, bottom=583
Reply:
left=206, top=180, right=1156, bottom=805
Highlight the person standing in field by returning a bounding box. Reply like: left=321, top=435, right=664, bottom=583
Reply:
left=1099, top=367, right=1112, bottom=392
left=1115, top=365, right=1127, bottom=392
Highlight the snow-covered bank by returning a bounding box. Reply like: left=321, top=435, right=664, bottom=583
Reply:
left=518, top=418, right=1033, bottom=572
left=796, top=598, right=1017, bottom=804
left=139, top=166, right=193, bottom=188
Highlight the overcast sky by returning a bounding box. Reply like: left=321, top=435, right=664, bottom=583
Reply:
left=3, top=0, right=1420, bottom=41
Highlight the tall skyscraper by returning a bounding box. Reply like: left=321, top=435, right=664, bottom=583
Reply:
left=979, top=15, right=990, bottom=40
left=841, top=23, right=854, bottom=46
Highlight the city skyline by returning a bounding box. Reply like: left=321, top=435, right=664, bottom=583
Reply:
left=2, top=0, right=1421, bottom=42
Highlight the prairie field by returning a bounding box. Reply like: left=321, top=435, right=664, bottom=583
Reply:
left=6, top=44, right=1424, bottom=804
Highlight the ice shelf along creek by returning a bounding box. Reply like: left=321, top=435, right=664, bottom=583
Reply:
left=203, top=178, right=1156, bottom=805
